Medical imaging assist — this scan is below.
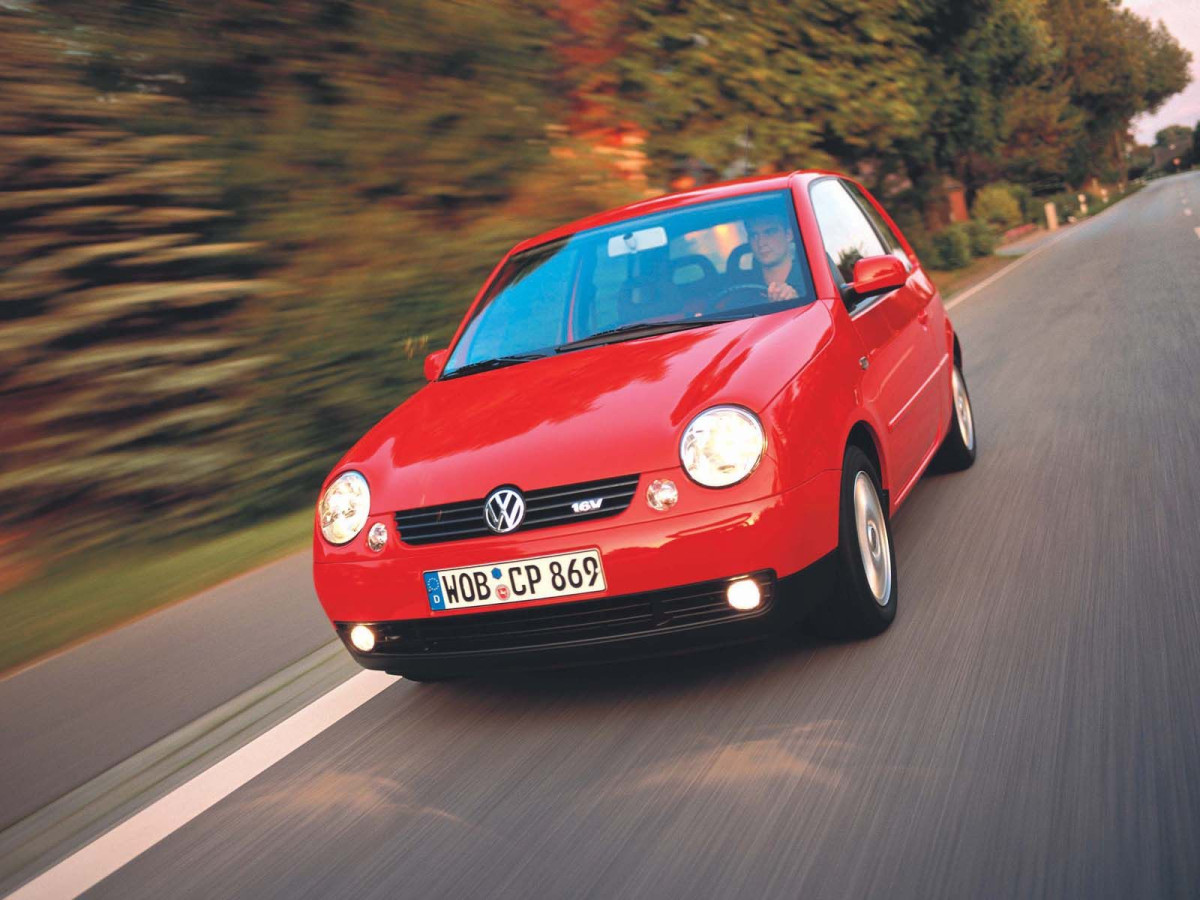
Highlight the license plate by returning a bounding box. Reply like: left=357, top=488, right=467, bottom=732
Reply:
left=424, top=549, right=606, bottom=611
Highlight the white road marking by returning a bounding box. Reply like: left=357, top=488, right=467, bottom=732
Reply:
left=1186, top=209, right=1193, bottom=216
left=6, top=670, right=399, bottom=900
left=944, top=230, right=1070, bottom=311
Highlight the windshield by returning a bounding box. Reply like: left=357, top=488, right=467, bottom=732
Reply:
left=442, top=190, right=814, bottom=377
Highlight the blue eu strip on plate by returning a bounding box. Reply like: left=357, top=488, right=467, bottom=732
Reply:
left=424, top=572, right=446, bottom=610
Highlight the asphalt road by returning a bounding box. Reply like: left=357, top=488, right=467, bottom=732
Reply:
left=0, top=552, right=331, bottom=832
left=65, top=173, right=1200, bottom=897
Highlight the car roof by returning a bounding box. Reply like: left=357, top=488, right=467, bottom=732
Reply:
left=509, top=169, right=834, bottom=255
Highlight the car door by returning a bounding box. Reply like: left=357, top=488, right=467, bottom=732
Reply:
left=844, top=180, right=948, bottom=453
left=809, top=178, right=940, bottom=493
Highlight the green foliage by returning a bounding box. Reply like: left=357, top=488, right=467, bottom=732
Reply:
left=1006, top=182, right=1037, bottom=224
left=899, top=0, right=1071, bottom=212
left=897, top=0, right=1190, bottom=216
left=1042, top=0, right=1192, bottom=185
left=616, top=0, right=928, bottom=179
left=906, top=232, right=938, bottom=270
left=1045, top=190, right=1084, bottom=225
left=971, top=183, right=1023, bottom=231
left=964, top=219, right=996, bottom=257
left=0, top=11, right=269, bottom=550
left=1127, top=144, right=1154, bottom=179
left=930, top=224, right=972, bottom=270
left=1154, top=125, right=1193, bottom=149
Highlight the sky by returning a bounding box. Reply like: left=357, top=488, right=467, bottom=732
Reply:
left=1124, top=0, right=1200, bottom=144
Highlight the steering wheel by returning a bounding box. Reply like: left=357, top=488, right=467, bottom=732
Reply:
left=713, top=282, right=769, bottom=312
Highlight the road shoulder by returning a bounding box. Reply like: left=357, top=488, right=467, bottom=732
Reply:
left=0, top=549, right=331, bottom=834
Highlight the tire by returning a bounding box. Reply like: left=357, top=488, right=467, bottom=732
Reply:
left=934, top=363, right=976, bottom=471
left=808, top=446, right=898, bottom=637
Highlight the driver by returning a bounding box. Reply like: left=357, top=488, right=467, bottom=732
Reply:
left=746, top=212, right=803, bottom=302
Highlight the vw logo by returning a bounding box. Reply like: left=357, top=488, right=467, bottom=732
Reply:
left=484, top=487, right=526, bottom=534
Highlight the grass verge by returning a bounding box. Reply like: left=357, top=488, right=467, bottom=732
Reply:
left=1, top=508, right=313, bottom=676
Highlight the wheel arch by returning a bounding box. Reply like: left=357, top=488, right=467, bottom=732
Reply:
left=845, top=420, right=888, bottom=507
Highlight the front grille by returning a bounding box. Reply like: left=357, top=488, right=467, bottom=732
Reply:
left=394, top=474, right=640, bottom=546
left=362, top=571, right=775, bottom=655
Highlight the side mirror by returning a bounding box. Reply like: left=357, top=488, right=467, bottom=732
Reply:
left=424, top=348, right=449, bottom=382
left=852, top=255, right=908, bottom=297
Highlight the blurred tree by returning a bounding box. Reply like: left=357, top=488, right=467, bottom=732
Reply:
left=898, top=0, right=1067, bottom=224
left=1126, top=143, right=1154, bottom=179
left=1043, top=0, right=1191, bottom=183
left=553, top=0, right=647, bottom=183
left=615, top=0, right=927, bottom=183
left=0, top=8, right=270, bottom=553
left=1135, top=16, right=1193, bottom=115
left=1154, top=125, right=1193, bottom=149
left=30, top=0, right=637, bottom=518
left=987, top=78, right=1082, bottom=188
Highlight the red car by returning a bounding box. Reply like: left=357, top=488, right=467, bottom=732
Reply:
left=313, top=171, right=976, bottom=680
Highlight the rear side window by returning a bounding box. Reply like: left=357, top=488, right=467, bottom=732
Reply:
left=845, top=181, right=912, bottom=271
left=809, top=179, right=887, bottom=286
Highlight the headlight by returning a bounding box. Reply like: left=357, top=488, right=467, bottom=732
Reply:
left=680, top=406, right=765, bottom=487
left=319, top=471, right=370, bottom=544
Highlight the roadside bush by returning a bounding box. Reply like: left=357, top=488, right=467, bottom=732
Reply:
left=964, top=219, right=996, bottom=257
left=1044, top=190, right=1076, bottom=225
left=908, top=234, right=940, bottom=268
left=930, top=224, right=972, bottom=269
left=886, top=201, right=939, bottom=267
left=1084, top=188, right=1120, bottom=216
left=911, top=238, right=940, bottom=268
left=1008, top=183, right=1037, bottom=223
left=971, top=183, right=1023, bottom=231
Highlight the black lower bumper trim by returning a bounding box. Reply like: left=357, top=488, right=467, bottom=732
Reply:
left=336, top=558, right=834, bottom=678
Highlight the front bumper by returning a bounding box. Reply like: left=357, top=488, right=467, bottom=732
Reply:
left=313, top=469, right=840, bottom=625
left=336, top=562, right=833, bottom=678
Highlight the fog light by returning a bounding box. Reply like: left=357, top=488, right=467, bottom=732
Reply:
left=646, top=478, right=679, bottom=511
left=349, top=624, right=376, bottom=653
left=366, top=522, right=388, bottom=552
left=726, top=579, right=761, bottom=611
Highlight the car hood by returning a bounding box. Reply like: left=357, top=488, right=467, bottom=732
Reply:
left=339, top=303, right=833, bottom=512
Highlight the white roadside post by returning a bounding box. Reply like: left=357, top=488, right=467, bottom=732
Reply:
left=1044, top=202, right=1058, bottom=231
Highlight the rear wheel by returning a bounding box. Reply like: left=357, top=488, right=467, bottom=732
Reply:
left=934, top=363, right=976, bottom=471
left=808, top=446, right=897, bottom=637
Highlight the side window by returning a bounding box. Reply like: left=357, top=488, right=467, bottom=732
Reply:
left=845, top=181, right=912, bottom=271
left=809, top=179, right=887, bottom=288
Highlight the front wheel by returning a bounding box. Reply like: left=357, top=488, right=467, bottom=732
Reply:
left=809, top=446, right=898, bottom=637
left=934, top=363, right=976, bottom=471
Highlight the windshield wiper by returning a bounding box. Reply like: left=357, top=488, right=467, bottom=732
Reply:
left=441, top=352, right=549, bottom=379
left=557, top=314, right=755, bottom=353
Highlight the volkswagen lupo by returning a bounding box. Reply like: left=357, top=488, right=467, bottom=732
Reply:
left=313, top=171, right=977, bottom=680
